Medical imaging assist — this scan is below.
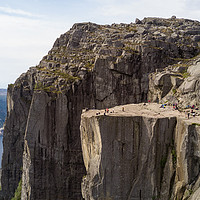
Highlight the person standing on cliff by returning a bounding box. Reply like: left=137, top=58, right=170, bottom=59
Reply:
left=187, top=112, right=190, bottom=119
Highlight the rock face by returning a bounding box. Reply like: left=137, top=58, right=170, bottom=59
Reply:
left=1, top=17, right=200, bottom=199
left=80, top=104, right=200, bottom=200
left=22, top=91, right=86, bottom=199
left=0, top=74, right=33, bottom=199
left=148, top=55, right=200, bottom=107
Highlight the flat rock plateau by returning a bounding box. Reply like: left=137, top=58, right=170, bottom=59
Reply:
left=81, top=104, right=200, bottom=200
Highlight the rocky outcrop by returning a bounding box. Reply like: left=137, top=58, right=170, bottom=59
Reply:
left=148, top=55, right=200, bottom=107
left=22, top=91, right=85, bottom=199
left=80, top=104, right=200, bottom=200
left=0, top=74, right=33, bottom=199
left=1, top=17, right=200, bottom=199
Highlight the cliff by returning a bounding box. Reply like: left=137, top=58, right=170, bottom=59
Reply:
left=1, top=16, right=200, bottom=199
left=80, top=104, right=200, bottom=200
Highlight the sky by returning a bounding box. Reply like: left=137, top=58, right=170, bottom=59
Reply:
left=0, top=0, right=200, bottom=88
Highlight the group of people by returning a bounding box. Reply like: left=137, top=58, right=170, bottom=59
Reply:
left=160, top=104, right=167, bottom=108
left=95, top=106, right=127, bottom=116
left=160, top=103, right=178, bottom=110
left=186, top=110, right=196, bottom=119
left=159, top=102, right=200, bottom=119
left=186, top=104, right=199, bottom=110
left=94, top=102, right=200, bottom=120
left=96, top=108, right=115, bottom=116
left=185, top=105, right=199, bottom=119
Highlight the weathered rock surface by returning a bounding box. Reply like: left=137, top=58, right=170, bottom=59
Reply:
left=148, top=55, right=200, bottom=107
left=0, top=73, right=33, bottom=199
left=1, top=17, right=200, bottom=199
left=80, top=104, right=200, bottom=200
left=22, top=91, right=86, bottom=199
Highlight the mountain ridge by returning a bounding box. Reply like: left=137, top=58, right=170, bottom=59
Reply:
left=1, top=16, right=200, bottom=199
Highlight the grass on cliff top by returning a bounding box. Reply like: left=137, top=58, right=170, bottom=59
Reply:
left=192, top=123, right=200, bottom=126
left=11, top=179, right=22, bottom=200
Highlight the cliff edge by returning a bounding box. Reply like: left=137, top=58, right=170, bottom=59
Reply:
left=81, top=103, right=200, bottom=200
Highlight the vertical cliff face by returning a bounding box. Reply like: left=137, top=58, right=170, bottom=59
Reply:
left=1, top=17, right=200, bottom=199
left=1, top=73, right=33, bottom=199
left=22, top=92, right=77, bottom=199
left=21, top=77, right=95, bottom=199
left=174, top=120, right=200, bottom=199
left=80, top=104, right=200, bottom=200
left=80, top=112, right=177, bottom=199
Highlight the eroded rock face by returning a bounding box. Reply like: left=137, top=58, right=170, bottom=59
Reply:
left=22, top=91, right=84, bottom=200
left=80, top=104, right=200, bottom=200
left=148, top=56, right=200, bottom=107
left=174, top=119, right=200, bottom=200
left=1, top=17, right=200, bottom=199
left=21, top=80, right=95, bottom=199
left=81, top=116, right=176, bottom=199
left=0, top=72, right=33, bottom=200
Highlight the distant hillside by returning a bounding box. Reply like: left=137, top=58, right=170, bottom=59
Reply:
left=0, top=89, right=7, bottom=128
left=0, top=89, right=7, bottom=96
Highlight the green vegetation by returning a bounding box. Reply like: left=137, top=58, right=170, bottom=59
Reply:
left=171, top=57, right=192, bottom=62
left=192, top=123, right=200, bottom=126
left=11, top=179, right=22, bottom=200
left=172, top=88, right=177, bottom=94
left=171, top=54, right=200, bottom=80
left=171, top=149, right=177, bottom=167
left=188, top=189, right=193, bottom=195
left=34, top=81, right=43, bottom=90
left=8, top=83, right=14, bottom=88
left=182, top=72, right=190, bottom=79
left=125, top=26, right=137, bottom=32
left=34, top=82, right=62, bottom=94
left=184, top=188, right=193, bottom=198
left=160, top=26, right=173, bottom=33
left=82, top=175, right=87, bottom=179
left=123, top=46, right=140, bottom=55
left=84, top=62, right=94, bottom=71
left=34, top=66, right=81, bottom=94
left=152, top=195, right=160, bottom=200
left=148, top=46, right=163, bottom=50
left=171, top=63, right=188, bottom=69
left=54, top=70, right=80, bottom=81
left=171, top=62, right=190, bottom=79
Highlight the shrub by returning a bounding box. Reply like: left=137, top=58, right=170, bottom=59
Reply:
left=192, top=123, right=200, bottom=126
left=171, top=149, right=177, bottom=167
left=172, top=88, right=177, bottom=94
left=11, top=179, right=22, bottom=200
left=182, top=72, right=190, bottom=79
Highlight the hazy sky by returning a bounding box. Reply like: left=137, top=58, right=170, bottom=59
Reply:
left=0, top=0, right=200, bottom=88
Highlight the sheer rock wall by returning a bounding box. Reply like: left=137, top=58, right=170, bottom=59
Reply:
left=80, top=106, right=200, bottom=200
left=1, top=17, right=200, bottom=199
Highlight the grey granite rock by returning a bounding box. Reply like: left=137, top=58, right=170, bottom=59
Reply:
left=1, top=17, right=200, bottom=199
left=80, top=104, right=200, bottom=200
